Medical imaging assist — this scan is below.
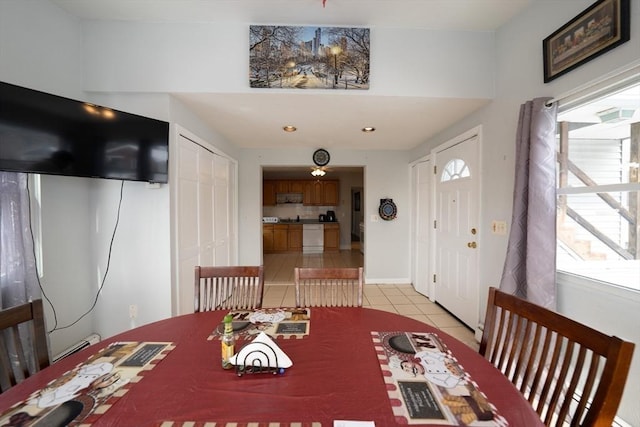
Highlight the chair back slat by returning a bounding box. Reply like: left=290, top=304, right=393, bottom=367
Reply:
left=194, top=266, right=264, bottom=312
left=294, top=267, right=363, bottom=308
left=0, top=299, right=50, bottom=392
left=479, top=287, right=634, bottom=427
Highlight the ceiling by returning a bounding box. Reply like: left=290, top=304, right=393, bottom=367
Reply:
left=52, top=0, right=534, bottom=151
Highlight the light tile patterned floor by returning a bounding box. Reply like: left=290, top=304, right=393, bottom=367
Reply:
left=262, top=249, right=479, bottom=350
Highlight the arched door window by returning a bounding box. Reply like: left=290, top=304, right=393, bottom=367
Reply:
left=440, top=158, right=470, bottom=182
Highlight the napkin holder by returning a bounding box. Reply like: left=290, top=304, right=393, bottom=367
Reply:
left=231, top=332, right=292, bottom=377
left=234, top=341, right=284, bottom=376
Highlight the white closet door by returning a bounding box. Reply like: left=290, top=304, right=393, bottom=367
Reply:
left=412, top=159, right=431, bottom=297
left=175, top=132, right=235, bottom=315
left=198, top=151, right=215, bottom=267
left=213, top=154, right=230, bottom=266
left=176, top=135, right=200, bottom=315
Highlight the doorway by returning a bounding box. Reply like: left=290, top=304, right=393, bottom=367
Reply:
left=261, top=166, right=364, bottom=284
left=351, top=187, right=363, bottom=253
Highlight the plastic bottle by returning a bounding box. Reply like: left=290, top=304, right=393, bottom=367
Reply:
left=221, top=314, right=235, bottom=369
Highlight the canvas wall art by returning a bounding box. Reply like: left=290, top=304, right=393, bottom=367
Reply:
left=249, top=25, right=370, bottom=90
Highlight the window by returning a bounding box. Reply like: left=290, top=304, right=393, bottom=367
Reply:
left=440, top=158, right=470, bottom=182
left=556, top=82, right=640, bottom=291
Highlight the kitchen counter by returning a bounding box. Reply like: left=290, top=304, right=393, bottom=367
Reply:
left=271, top=219, right=339, bottom=224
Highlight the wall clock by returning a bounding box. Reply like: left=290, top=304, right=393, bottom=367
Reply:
left=312, top=149, right=330, bottom=167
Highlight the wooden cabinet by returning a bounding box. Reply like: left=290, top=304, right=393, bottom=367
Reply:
left=288, top=224, right=303, bottom=251
left=264, top=179, right=339, bottom=206
left=273, top=224, right=289, bottom=251
left=263, top=224, right=274, bottom=251
left=289, top=180, right=305, bottom=193
left=263, top=181, right=276, bottom=206
left=324, top=223, right=340, bottom=251
left=302, top=180, right=339, bottom=206
left=264, top=223, right=303, bottom=253
left=322, top=180, right=339, bottom=206
left=275, top=181, right=290, bottom=193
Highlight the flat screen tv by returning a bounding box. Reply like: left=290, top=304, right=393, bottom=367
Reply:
left=0, top=81, right=169, bottom=183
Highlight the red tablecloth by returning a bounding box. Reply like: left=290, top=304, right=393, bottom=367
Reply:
left=0, top=307, right=543, bottom=426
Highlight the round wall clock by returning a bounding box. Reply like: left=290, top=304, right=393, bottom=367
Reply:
left=379, top=198, right=397, bottom=221
left=312, top=149, right=330, bottom=167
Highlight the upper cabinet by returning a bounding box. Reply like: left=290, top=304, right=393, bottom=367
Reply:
left=322, top=180, right=339, bottom=206
left=263, top=180, right=277, bottom=206
left=263, top=179, right=339, bottom=206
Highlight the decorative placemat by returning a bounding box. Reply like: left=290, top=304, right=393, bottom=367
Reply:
left=372, top=331, right=508, bottom=426
left=208, top=308, right=311, bottom=341
left=157, top=422, right=322, bottom=427
left=0, top=341, right=174, bottom=427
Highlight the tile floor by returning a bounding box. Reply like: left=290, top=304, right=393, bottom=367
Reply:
left=262, top=247, right=479, bottom=350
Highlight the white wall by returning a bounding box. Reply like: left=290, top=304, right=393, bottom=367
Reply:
left=0, top=0, right=84, bottom=98
left=80, top=22, right=495, bottom=99
left=410, top=1, right=640, bottom=424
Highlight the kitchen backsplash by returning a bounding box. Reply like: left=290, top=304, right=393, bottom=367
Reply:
left=263, top=204, right=340, bottom=221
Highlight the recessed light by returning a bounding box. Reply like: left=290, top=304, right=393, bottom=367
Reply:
left=283, top=125, right=297, bottom=132
left=362, top=127, right=376, bottom=133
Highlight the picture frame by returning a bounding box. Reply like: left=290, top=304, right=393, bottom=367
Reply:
left=249, top=25, right=370, bottom=90
left=542, top=0, right=630, bottom=83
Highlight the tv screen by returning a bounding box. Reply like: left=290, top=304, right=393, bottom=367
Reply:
left=0, top=81, right=169, bottom=183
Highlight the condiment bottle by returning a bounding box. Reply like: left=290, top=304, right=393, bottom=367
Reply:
left=221, top=314, right=235, bottom=369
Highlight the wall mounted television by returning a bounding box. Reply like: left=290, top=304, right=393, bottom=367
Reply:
left=0, top=81, right=169, bottom=183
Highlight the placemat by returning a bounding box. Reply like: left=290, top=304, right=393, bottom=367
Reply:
left=371, top=331, right=508, bottom=426
left=157, top=422, right=322, bottom=427
left=0, top=341, right=174, bottom=427
left=208, top=308, right=311, bottom=340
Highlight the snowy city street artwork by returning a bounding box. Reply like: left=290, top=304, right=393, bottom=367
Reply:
left=250, top=25, right=370, bottom=90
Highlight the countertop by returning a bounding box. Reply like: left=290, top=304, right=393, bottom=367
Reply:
left=263, top=219, right=339, bottom=225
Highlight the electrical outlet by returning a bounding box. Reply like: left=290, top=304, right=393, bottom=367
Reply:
left=129, top=304, right=138, bottom=319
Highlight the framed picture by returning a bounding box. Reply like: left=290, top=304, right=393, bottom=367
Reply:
left=249, top=25, right=370, bottom=90
left=542, top=0, right=630, bottom=83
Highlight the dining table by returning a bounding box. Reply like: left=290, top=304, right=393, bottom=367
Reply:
left=0, top=307, right=544, bottom=426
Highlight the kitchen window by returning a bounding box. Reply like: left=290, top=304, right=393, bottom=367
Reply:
left=556, top=80, right=640, bottom=292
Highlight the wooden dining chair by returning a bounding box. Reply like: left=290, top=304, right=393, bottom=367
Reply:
left=194, top=265, right=264, bottom=312
left=479, top=287, right=634, bottom=427
left=294, top=267, right=364, bottom=307
left=0, top=299, right=50, bottom=392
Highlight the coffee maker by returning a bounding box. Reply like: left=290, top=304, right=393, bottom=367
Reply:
left=326, top=210, right=336, bottom=222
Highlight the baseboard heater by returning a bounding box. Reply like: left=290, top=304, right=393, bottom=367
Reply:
left=53, top=333, right=101, bottom=363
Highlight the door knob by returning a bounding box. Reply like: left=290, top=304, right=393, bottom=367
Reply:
left=467, top=242, right=477, bottom=248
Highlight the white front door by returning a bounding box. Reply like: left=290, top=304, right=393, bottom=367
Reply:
left=412, top=158, right=431, bottom=297
left=434, top=134, right=480, bottom=329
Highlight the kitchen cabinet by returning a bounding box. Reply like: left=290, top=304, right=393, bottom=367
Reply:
left=288, top=224, right=303, bottom=251
left=273, top=224, right=289, bottom=251
left=303, top=180, right=339, bottom=206
left=263, top=181, right=276, bottom=206
left=322, top=180, right=339, bottom=206
left=290, top=180, right=305, bottom=193
left=275, top=180, right=305, bottom=194
left=276, top=180, right=290, bottom=193
left=263, top=224, right=274, bottom=251
left=324, top=223, right=340, bottom=251
left=264, top=223, right=303, bottom=253
left=263, top=179, right=339, bottom=206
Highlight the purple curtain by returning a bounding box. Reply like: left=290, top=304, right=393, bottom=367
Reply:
left=499, top=98, right=558, bottom=309
left=0, top=172, right=41, bottom=308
